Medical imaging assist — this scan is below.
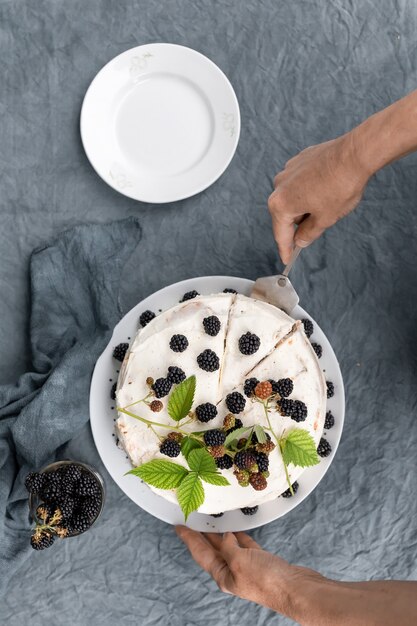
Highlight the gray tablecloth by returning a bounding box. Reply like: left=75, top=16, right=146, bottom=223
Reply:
left=1, top=1, right=417, bottom=624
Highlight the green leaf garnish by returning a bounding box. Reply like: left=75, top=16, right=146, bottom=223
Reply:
left=280, top=429, right=320, bottom=468
left=187, top=448, right=217, bottom=475
left=224, top=426, right=253, bottom=448
left=200, top=472, right=230, bottom=486
left=177, top=472, right=204, bottom=520
left=127, top=460, right=189, bottom=489
left=254, top=424, right=267, bottom=444
left=167, top=376, right=196, bottom=422
left=180, top=436, right=203, bottom=459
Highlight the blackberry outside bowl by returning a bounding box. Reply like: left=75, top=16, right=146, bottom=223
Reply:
left=29, top=460, right=105, bottom=537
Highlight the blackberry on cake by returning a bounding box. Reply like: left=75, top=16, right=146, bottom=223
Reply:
left=256, top=452, right=269, bottom=473
left=312, top=343, right=323, bottom=358
left=238, top=332, right=261, bottom=355
left=150, top=400, right=163, bottom=412
left=326, top=381, right=335, bottom=398
left=197, top=349, right=220, bottom=372
left=241, top=506, right=258, bottom=515
left=225, top=392, right=246, bottom=414
left=169, top=334, right=189, bottom=352
left=234, top=450, right=257, bottom=471
left=208, top=445, right=226, bottom=458
left=281, top=481, right=299, bottom=498
left=244, top=377, right=259, bottom=397
left=271, top=378, right=293, bottom=398
left=139, top=310, right=156, bottom=327
left=223, top=288, right=237, bottom=293
left=110, top=382, right=117, bottom=400
left=249, top=473, right=267, bottom=491
left=211, top=512, right=224, bottom=517
left=152, top=377, right=172, bottom=398
left=324, top=411, right=335, bottom=429
left=216, top=455, right=234, bottom=470
left=113, top=343, right=129, bottom=362
left=254, top=381, right=273, bottom=399
left=301, top=319, right=314, bottom=338
left=203, top=429, right=226, bottom=447
left=317, top=437, right=332, bottom=457
left=180, top=290, right=199, bottom=302
left=160, top=439, right=181, bottom=457
left=277, top=398, right=308, bottom=422
left=167, top=366, right=186, bottom=384
left=195, top=402, right=217, bottom=423
left=202, top=315, right=221, bottom=336
left=225, top=417, right=243, bottom=434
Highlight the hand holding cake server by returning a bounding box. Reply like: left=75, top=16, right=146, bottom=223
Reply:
left=177, top=88, right=417, bottom=626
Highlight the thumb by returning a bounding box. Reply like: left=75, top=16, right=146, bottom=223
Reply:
left=294, top=215, right=325, bottom=248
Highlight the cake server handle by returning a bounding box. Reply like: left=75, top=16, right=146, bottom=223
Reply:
left=282, top=245, right=302, bottom=277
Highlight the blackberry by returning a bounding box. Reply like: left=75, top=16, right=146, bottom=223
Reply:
left=223, top=288, right=237, bottom=293
left=150, top=400, right=163, bottom=412
left=160, top=439, right=181, bottom=458
left=40, top=481, right=62, bottom=504
left=110, top=382, right=117, bottom=400
left=197, top=349, right=220, bottom=372
left=195, top=402, right=217, bottom=423
left=317, top=438, right=332, bottom=458
left=255, top=381, right=273, bottom=399
left=273, top=378, right=293, bottom=398
left=167, top=431, right=183, bottom=443
left=180, top=290, right=199, bottom=302
left=234, top=450, right=257, bottom=470
left=113, top=343, right=129, bottom=362
left=211, top=512, right=224, bottom=517
left=63, top=464, right=82, bottom=484
left=169, top=334, right=189, bottom=353
left=208, top=445, right=225, bottom=459
left=78, top=474, right=100, bottom=498
left=225, top=418, right=243, bottom=435
left=60, top=474, right=76, bottom=494
left=324, top=411, right=335, bottom=430
left=71, top=512, right=91, bottom=534
left=234, top=469, right=250, bottom=486
left=244, top=377, right=259, bottom=397
left=249, top=473, right=267, bottom=491
left=139, top=310, right=156, bottom=327
left=281, top=481, right=299, bottom=498
left=24, top=472, right=44, bottom=494
left=301, top=319, right=314, bottom=338
left=240, top=506, right=258, bottom=516
left=256, top=453, right=269, bottom=473
left=312, top=343, right=322, bottom=358
left=31, top=530, right=55, bottom=550
left=215, top=455, right=234, bottom=470
left=152, top=377, right=172, bottom=398
left=57, top=496, right=75, bottom=520
left=202, top=315, right=221, bottom=336
left=225, top=392, right=246, bottom=414
left=238, top=332, right=261, bottom=355
left=203, top=429, right=226, bottom=447
left=79, top=495, right=101, bottom=520
left=277, top=399, right=308, bottom=422
left=326, top=381, right=335, bottom=398
left=167, top=366, right=186, bottom=384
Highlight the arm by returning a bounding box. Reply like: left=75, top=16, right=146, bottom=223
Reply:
left=268, top=89, right=417, bottom=263
left=176, top=527, right=417, bottom=626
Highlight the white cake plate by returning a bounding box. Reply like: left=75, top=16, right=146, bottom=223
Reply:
left=90, top=277, right=345, bottom=532
left=80, top=43, right=240, bottom=203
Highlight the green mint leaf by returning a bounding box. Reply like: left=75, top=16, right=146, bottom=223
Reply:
left=177, top=472, right=204, bottom=520
left=280, top=429, right=320, bottom=468
left=254, top=424, right=267, bottom=444
left=224, top=426, right=253, bottom=448
left=187, top=448, right=217, bottom=474
left=127, top=460, right=189, bottom=489
left=200, top=472, right=230, bottom=486
left=167, top=376, right=196, bottom=422
left=181, top=436, right=203, bottom=459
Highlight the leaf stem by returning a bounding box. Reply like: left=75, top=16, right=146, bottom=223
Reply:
left=118, top=407, right=203, bottom=441
left=262, top=403, right=293, bottom=495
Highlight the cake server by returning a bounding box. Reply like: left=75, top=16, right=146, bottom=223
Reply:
left=250, top=246, right=302, bottom=314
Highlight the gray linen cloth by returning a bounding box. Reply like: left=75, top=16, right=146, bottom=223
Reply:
left=0, top=217, right=141, bottom=593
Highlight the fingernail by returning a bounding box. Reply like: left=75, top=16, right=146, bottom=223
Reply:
left=295, top=239, right=310, bottom=248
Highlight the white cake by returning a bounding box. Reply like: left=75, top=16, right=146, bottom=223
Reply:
left=116, top=293, right=326, bottom=515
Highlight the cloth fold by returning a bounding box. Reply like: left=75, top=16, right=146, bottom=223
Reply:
left=0, top=217, right=141, bottom=593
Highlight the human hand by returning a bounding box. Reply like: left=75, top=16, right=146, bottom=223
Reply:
left=175, top=526, right=321, bottom=616
left=268, top=133, right=370, bottom=263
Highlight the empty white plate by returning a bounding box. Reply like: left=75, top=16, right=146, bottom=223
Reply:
left=80, top=43, right=241, bottom=203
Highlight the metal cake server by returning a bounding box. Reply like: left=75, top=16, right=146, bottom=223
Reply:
left=250, top=246, right=302, bottom=314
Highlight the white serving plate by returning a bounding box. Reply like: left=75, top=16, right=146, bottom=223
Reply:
left=80, top=43, right=240, bottom=203
left=90, top=276, right=345, bottom=532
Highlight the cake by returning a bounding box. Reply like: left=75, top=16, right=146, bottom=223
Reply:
left=115, top=292, right=327, bottom=516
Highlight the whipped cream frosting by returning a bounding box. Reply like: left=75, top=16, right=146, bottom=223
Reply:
left=116, top=293, right=326, bottom=514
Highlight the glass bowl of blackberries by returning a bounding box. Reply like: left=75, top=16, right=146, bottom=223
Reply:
left=26, top=460, right=105, bottom=550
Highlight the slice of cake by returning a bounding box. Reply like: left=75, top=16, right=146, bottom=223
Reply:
left=115, top=293, right=326, bottom=516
